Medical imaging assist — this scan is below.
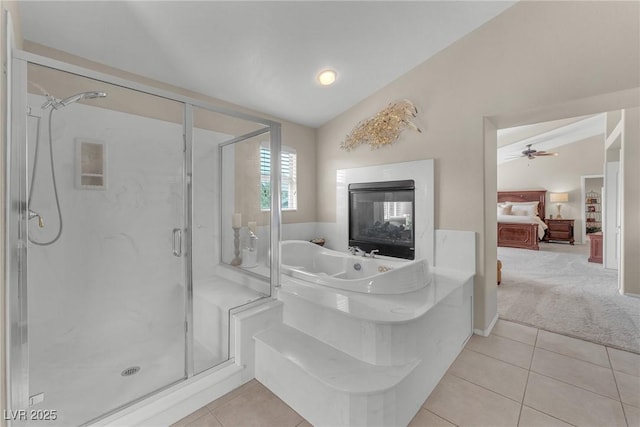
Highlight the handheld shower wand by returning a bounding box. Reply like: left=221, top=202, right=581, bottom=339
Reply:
left=59, top=91, right=107, bottom=107
left=28, top=90, right=107, bottom=246
left=41, top=91, right=107, bottom=110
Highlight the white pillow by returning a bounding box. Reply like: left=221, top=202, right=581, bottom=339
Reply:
left=512, top=208, right=532, bottom=216
left=509, top=201, right=539, bottom=216
left=511, top=205, right=537, bottom=217
left=497, top=204, right=512, bottom=215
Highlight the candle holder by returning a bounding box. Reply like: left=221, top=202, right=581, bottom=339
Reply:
left=230, top=226, right=242, bottom=266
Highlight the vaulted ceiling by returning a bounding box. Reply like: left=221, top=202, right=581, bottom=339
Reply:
left=18, top=1, right=515, bottom=128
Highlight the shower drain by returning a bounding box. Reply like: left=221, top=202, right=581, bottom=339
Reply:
left=121, top=366, right=141, bottom=377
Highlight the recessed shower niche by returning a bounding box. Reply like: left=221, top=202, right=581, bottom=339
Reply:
left=76, top=138, right=106, bottom=189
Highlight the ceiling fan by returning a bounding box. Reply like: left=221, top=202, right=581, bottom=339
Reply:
left=519, top=144, right=558, bottom=160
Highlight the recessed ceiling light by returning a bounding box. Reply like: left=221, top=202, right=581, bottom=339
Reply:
left=317, top=69, right=337, bottom=86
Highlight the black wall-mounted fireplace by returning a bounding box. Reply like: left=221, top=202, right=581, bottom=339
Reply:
left=348, top=180, right=415, bottom=260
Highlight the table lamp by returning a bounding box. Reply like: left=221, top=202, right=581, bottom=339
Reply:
left=550, top=192, right=569, bottom=219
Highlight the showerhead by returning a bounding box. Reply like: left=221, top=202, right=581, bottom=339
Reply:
left=41, top=91, right=107, bottom=109
left=59, top=91, right=107, bottom=107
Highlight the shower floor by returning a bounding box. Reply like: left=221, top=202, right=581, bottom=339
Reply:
left=28, top=326, right=185, bottom=427
left=27, top=277, right=266, bottom=427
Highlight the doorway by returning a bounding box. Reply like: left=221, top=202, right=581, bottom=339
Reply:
left=493, top=110, right=637, bottom=353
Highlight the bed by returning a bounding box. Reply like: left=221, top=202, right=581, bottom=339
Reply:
left=497, top=190, right=547, bottom=250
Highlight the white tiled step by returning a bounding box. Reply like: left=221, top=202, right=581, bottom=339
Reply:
left=255, top=324, right=419, bottom=393
left=254, top=324, right=422, bottom=426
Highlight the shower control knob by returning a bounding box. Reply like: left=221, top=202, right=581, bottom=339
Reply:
left=28, top=209, right=45, bottom=228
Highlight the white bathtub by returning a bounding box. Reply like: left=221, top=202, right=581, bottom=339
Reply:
left=280, top=240, right=430, bottom=294
left=259, top=242, right=475, bottom=426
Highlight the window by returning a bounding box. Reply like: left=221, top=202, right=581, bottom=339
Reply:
left=384, top=201, right=412, bottom=220
left=260, top=144, right=297, bottom=211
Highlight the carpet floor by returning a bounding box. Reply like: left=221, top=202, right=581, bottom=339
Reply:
left=497, top=242, right=640, bottom=354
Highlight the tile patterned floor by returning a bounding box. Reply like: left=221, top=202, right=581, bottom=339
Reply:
left=173, top=319, right=640, bottom=427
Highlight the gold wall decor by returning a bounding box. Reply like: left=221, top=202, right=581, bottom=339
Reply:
left=340, top=99, right=421, bottom=151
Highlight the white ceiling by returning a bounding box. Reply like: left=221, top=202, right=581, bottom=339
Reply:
left=18, top=1, right=515, bottom=128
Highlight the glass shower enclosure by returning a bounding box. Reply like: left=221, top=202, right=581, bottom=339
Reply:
left=5, top=50, right=281, bottom=426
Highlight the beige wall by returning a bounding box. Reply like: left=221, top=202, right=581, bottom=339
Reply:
left=622, top=107, right=640, bottom=295
left=498, top=135, right=605, bottom=243
left=316, top=1, right=640, bottom=330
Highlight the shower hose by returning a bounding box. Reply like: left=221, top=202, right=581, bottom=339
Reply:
left=28, top=107, right=63, bottom=246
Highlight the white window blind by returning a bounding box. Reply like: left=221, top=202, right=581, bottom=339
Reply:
left=260, top=144, right=297, bottom=211
left=384, top=202, right=411, bottom=219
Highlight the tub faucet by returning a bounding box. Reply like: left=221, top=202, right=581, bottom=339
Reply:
left=367, top=249, right=380, bottom=258
left=348, top=246, right=366, bottom=256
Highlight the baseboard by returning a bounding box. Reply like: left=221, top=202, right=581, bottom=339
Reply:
left=621, top=291, right=640, bottom=299
left=473, top=313, right=498, bottom=337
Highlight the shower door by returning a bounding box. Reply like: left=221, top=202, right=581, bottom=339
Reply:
left=7, top=48, right=281, bottom=427
left=12, top=60, right=188, bottom=426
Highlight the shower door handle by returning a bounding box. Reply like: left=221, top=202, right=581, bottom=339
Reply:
left=172, top=228, right=182, bottom=257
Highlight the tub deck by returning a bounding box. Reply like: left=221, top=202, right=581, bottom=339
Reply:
left=278, top=266, right=473, bottom=324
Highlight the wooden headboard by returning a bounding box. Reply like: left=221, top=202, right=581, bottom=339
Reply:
left=498, top=190, right=547, bottom=220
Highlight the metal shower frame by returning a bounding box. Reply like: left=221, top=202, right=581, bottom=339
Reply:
left=5, top=47, right=282, bottom=422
